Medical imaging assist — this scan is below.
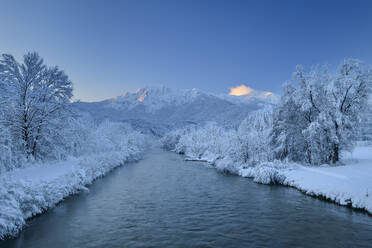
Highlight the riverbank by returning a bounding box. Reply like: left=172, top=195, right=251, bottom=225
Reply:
left=0, top=143, right=147, bottom=239
left=178, top=146, right=372, bottom=215
left=240, top=146, right=372, bottom=214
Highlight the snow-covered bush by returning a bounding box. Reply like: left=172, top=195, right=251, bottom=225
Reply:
left=162, top=109, right=274, bottom=172
left=58, top=114, right=147, bottom=159
left=0, top=123, right=24, bottom=173
left=160, top=127, right=190, bottom=151
left=0, top=115, right=27, bottom=173
left=175, top=122, right=227, bottom=160
left=229, top=108, right=273, bottom=164
left=251, top=162, right=288, bottom=184
left=237, top=161, right=294, bottom=184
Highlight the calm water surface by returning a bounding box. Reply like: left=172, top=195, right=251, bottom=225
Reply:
left=1, top=147, right=372, bottom=248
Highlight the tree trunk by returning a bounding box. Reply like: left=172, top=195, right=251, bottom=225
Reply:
left=307, top=149, right=312, bottom=164
left=24, top=125, right=30, bottom=157
left=31, top=135, right=38, bottom=158
left=31, top=125, right=41, bottom=158
left=333, top=121, right=340, bottom=164
left=333, top=143, right=339, bottom=163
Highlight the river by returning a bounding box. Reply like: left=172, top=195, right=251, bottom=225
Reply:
left=1, top=147, right=372, bottom=248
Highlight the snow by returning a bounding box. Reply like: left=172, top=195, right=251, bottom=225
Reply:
left=235, top=147, right=372, bottom=214
left=106, top=85, right=201, bottom=112
left=210, top=146, right=371, bottom=214
left=281, top=147, right=372, bottom=213
left=0, top=143, right=147, bottom=239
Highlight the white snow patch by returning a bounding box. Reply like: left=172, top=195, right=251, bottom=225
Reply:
left=281, top=146, right=372, bottom=213
left=236, top=146, right=372, bottom=214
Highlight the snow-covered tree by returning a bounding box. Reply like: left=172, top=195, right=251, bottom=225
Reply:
left=359, top=101, right=372, bottom=143
left=0, top=52, right=73, bottom=159
left=271, top=81, right=309, bottom=162
left=231, top=108, right=273, bottom=164
left=272, top=58, right=372, bottom=164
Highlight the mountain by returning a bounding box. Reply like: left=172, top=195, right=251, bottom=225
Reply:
left=105, top=87, right=201, bottom=112
left=74, top=86, right=278, bottom=136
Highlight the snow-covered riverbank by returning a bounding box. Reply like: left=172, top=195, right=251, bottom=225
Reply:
left=0, top=143, right=147, bottom=239
left=239, top=146, right=372, bottom=214
left=175, top=145, right=372, bottom=215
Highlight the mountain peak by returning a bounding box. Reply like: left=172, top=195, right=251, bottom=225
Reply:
left=107, top=85, right=201, bottom=112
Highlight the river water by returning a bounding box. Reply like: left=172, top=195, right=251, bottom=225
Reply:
left=1, top=147, right=372, bottom=248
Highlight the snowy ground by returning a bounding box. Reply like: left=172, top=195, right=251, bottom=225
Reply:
left=238, top=147, right=372, bottom=215
left=0, top=148, right=146, bottom=239
left=282, top=147, right=372, bottom=214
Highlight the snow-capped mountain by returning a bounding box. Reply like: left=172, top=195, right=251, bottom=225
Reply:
left=105, top=86, right=201, bottom=112
left=74, top=85, right=277, bottom=136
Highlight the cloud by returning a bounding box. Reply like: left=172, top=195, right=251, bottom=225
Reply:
left=264, top=92, right=273, bottom=97
left=229, top=85, right=254, bottom=96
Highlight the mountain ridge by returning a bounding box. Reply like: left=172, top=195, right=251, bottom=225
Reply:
left=73, top=85, right=277, bottom=135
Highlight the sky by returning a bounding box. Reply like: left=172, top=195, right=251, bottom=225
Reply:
left=1, top=0, right=372, bottom=101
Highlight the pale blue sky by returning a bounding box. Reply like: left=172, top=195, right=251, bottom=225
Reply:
left=1, top=0, right=372, bottom=101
